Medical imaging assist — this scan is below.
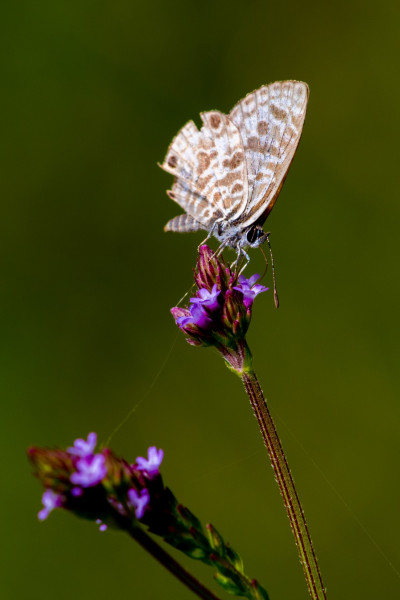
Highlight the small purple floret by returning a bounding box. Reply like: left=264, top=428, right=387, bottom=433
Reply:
left=67, top=432, right=97, bottom=458
left=70, top=454, right=107, bottom=487
left=38, top=489, right=63, bottom=521
left=136, top=446, right=164, bottom=478
left=190, top=284, right=221, bottom=312
left=127, top=488, right=150, bottom=519
left=233, top=274, right=268, bottom=308
left=177, top=303, right=213, bottom=329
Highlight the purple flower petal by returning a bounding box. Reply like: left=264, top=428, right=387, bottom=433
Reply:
left=190, top=284, right=221, bottom=312
left=251, top=284, right=267, bottom=294
left=127, top=488, right=150, bottom=520
left=38, top=489, right=63, bottom=521
left=70, top=453, right=107, bottom=487
left=177, top=303, right=213, bottom=329
left=240, top=273, right=260, bottom=287
left=136, top=446, right=164, bottom=478
left=171, top=306, right=190, bottom=322
left=234, top=273, right=268, bottom=308
left=67, top=432, right=97, bottom=458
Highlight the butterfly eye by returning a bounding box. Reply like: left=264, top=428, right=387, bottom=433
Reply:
left=246, top=225, right=268, bottom=248
left=246, top=226, right=262, bottom=244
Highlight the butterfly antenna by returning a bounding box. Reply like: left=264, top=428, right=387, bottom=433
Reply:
left=259, top=246, right=269, bottom=282
left=266, top=233, right=279, bottom=309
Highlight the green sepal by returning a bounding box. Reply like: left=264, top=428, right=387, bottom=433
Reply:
left=166, top=536, right=209, bottom=560
left=214, top=572, right=244, bottom=596
left=213, top=559, right=246, bottom=595
left=250, top=580, right=270, bottom=600
left=225, top=543, right=244, bottom=574
left=176, top=503, right=203, bottom=531
left=206, top=523, right=226, bottom=557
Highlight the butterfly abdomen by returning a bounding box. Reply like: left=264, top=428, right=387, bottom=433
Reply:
left=164, top=214, right=205, bottom=233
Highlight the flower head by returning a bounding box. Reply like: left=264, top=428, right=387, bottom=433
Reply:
left=28, top=435, right=165, bottom=530
left=28, top=433, right=270, bottom=600
left=171, top=246, right=268, bottom=373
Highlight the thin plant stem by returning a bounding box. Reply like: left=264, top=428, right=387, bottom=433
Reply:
left=241, top=370, right=327, bottom=600
left=127, top=523, right=222, bottom=600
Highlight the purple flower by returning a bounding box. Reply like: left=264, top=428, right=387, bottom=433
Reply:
left=127, top=488, right=150, bottom=519
left=233, top=274, right=268, bottom=308
left=190, top=284, right=221, bottom=312
left=176, top=303, right=213, bottom=329
left=70, top=453, right=107, bottom=487
left=135, top=446, right=164, bottom=478
left=38, top=489, right=63, bottom=521
left=67, top=432, right=97, bottom=458
left=170, top=246, right=257, bottom=371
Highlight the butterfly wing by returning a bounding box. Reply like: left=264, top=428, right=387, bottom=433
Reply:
left=229, top=80, right=309, bottom=229
left=161, top=112, right=248, bottom=231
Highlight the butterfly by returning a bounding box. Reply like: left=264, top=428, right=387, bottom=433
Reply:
left=161, top=80, right=309, bottom=262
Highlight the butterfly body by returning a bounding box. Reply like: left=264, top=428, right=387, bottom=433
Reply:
left=162, top=81, right=309, bottom=255
left=212, top=219, right=268, bottom=251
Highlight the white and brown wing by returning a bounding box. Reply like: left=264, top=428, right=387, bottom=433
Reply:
left=161, top=111, right=248, bottom=232
left=229, top=80, right=309, bottom=229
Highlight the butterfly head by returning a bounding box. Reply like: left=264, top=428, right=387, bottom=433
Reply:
left=243, top=224, right=268, bottom=249
left=214, top=221, right=267, bottom=252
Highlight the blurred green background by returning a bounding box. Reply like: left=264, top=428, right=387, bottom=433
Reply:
left=1, top=0, right=399, bottom=598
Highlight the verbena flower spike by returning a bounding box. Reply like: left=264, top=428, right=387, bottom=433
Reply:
left=171, top=245, right=268, bottom=374
left=28, top=433, right=269, bottom=600
left=172, top=246, right=327, bottom=600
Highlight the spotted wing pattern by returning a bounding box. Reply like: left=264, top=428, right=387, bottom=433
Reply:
left=229, top=81, right=309, bottom=229
left=162, top=111, right=248, bottom=232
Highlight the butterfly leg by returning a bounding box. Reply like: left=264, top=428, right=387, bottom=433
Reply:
left=231, top=249, right=250, bottom=276
left=237, top=251, right=250, bottom=276
left=206, top=241, right=228, bottom=266
left=230, top=248, right=243, bottom=272
left=230, top=248, right=240, bottom=268
left=215, top=240, right=229, bottom=257
left=196, top=219, right=223, bottom=251
left=197, top=230, right=213, bottom=250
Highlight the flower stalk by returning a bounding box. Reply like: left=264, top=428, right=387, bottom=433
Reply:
left=127, top=524, right=222, bottom=600
left=241, top=371, right=327, bottom=600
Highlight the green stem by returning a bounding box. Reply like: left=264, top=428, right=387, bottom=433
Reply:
left=241, top=370, right=327, bottom=600
left=127, top=524, right=222, bottom=600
